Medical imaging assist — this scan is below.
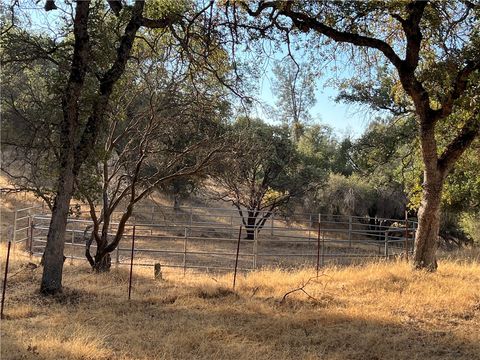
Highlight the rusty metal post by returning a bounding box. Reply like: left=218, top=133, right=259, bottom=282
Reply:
left=128, top=224, right=136, bottom=300
left=233, top=226, right=242, bottom=290
left=404, top=211, right=409, bottom=261
left=253, top=228, right=258, bottom=269
left=183, top=227, right=187, bottom=276
left=1, top=241, right=12, bottom=319
left=29, top=219, right=34, bottom=256
left=316, top=221, right=321, bottom=277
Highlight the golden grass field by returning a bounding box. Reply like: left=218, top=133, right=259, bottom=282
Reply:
left=1, top=245, right=480, bottom=360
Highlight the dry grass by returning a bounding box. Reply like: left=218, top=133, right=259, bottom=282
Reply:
left=1, top=245, right=480, bottom=360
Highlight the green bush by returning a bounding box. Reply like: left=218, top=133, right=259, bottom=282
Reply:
left=459, top=213, right=480, bottom=244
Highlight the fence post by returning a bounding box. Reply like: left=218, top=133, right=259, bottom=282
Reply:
left=348, top=215, right=352, bottom=247
left=183, top=226, right=187, bottom=276
left=253, top=228, right=258, bottom=269
left=413, top=222, right=417, bottom=250
left=70, top=230, right=75, bottom=262
left=233, top=226, right=242, bottom=290
left=116, top=245, right=120, bottom=265
left=316, top=221, right=321, bottom=276
left=404, top=211, right=409, bottom=261
left=384, top=232, right=389, bottom=259
left=25, top=216, right=31, bottom=253
left=29, top=218, right=34, bottom=256
left=12, top=209, right=17, bottom=244
left=270, top=213, right=274, bottom=236
left=1, top=241, right=12, bottom=319
left=321, top=232, right=325, bottom=267
left=128, top=224, right=136, bottom=301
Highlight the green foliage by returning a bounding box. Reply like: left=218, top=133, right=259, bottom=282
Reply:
left=443, top=141, right=480, bottom=213
left=144, top=0, right=188, bottom=19
left=296, top=124, right=353, bottom=176
left=459, top=213, right=480, bottom=244
left=214, top=117, right=320, bottom=216
left=310, top=173, right=406, bottom=219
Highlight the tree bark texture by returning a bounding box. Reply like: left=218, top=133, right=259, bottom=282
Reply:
left=41, top=0, right=146, bottom=293
left=40, top=0, right=91, bottom=294
left=412, top=169, right=443, bottom=271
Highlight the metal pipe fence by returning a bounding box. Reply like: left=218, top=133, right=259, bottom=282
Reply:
left=12, top=204, right=417, bottom=273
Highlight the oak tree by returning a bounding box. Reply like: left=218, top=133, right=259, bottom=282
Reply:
left=233, top=0, right=480, bottom=270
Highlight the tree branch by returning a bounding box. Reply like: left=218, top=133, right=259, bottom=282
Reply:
left=437, top=115, right=480, bottom=175
left=436, top=59, right=480, bottom=120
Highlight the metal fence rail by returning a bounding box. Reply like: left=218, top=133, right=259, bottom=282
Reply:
left=13, top=205, right=417, bottom=273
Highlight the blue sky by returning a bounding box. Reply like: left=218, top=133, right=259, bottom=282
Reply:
left=258, top=75, right=370, bottom=139
left=250, top=47, right=373, bottom=140
left=25, top=3, right=373, bottom=139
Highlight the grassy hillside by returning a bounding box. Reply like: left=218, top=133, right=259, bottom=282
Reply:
left=1, top=246, right=479, bottom=360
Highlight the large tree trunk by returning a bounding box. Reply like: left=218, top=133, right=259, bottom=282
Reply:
left=412, top=115, right=445, bottom=272
left=40, top=1, right=146, bottom=292
left=40, top=166, right=75, bottom=293
left=93, top=251, right=112, bottom=272
left=413, top=170, right=444, bottom=271
left=40, top=1, right=90, bottom=294
left=93, top=221, right=112, bottom=272
left=245, top=211, right=256, bottom=240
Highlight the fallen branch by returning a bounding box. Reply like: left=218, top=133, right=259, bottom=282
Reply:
left=280, top=274, right=328, bottom=304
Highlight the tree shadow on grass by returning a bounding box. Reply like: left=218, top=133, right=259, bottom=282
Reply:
left=2, top=276, right=480, bottom=360
left=3, top=260, right=480, bottom=359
